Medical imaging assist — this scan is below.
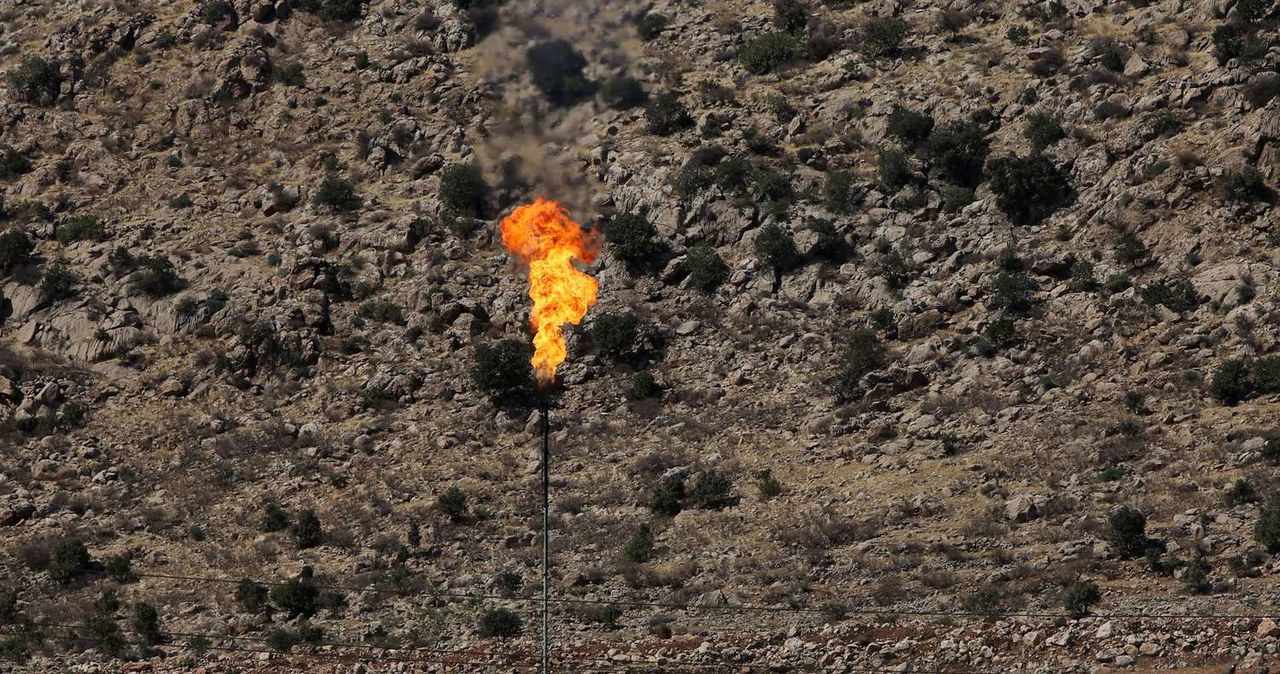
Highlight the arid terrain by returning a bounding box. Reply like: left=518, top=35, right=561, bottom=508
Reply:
left=2, top=0, right=1280, bottom=671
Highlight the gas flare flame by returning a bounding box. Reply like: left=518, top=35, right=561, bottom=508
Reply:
left=500, top=198, right=599, bottom=385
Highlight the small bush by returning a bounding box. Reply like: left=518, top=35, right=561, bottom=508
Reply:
left=941, top=185, right=974, bottom=213
left=438, top=486, right=468, bottom=521
left=992, top=271, right=1036, bottom=314
left=649, top=475, right=686, bottom=516
left=885, top=105, right=934, bottom=145
left=877, top=147, right=911, bottom=190
left=200, top=1, right=237, bottom=25
left=8, top=56, right=62, bottom=106
left=1222, top=165, right=1269, bottom=203
left=472, top=339, right=533, bottom=397
left=439, top=163, right=487, bottom=216
left=645, top=92, right=693, bottom=136
left=1213, top=23, right=1267, bottom=65
left=1252, top=357, right=1280, bottom=394
left=478, top=608, right=522, bottom=638
left=134, top=603, right=163, bottom=645
left=261, top=501, right=291, bottom=532
left=274, top=62, right=306, bottom=87
left=314, top=175, right=362, bottom=213
left=81, top=614, right=125, bottom=657
left=1243, top=75, right=1280, bottom=108
left=823, top=171, right=860, bottom=212
left=936, top=9, right=970, bottom=36
left=135, top=255, right=182, bottom=296
left=1025, top=112, right=1066, bottom=152
left=927, top=121, right=989, bottom=187
left=740, top=32, right=801, bottom=74
left=235, top=579, right=269, bottom=612
left=295, top=0, right=369, bottom=22
left=592, top=312, right=656, bottom=362
left=1224, top=478, right=1259, bottom=506
left=1061, top=581, right=1101, bottom=619
left=987, top=154, right=1072, bottom=225
left=0, top=145, right=32, bottom=180
left=294, top=509, right=323, bottom=549
left=1211, top=359, right=1251, bottom=405
left=685, top=244, right=729, bottom=292
left=50, top=539, right=93, bottom=585
left=1256, top=493, right=1280, bottom=552
left=598, top=75, right=646, bottom=109
left=636, top=13, right=668, bottom=41
left=270, top=578, right=319, bottom=619
left=754, top=223, right=800, bottom=273
left=623, top=523, right=655, bottom=563
left=0, top=229, right=33, bottom=272
left=773, top=0, right=809, bottom=33
left=755, top=469, right=783, bottom=499
left=603, top=213, right=658, bottom=264
left=1140, top=280, right=1203, bottom=313
left=526, top=40, right=591, bottom=105
left=40, top=264, right=78, bottom=303
left=688, top=471, right=739, bottom=510
left=56, top=215, right=106, bottom=244
left=863, top=17, right=910, bottom=56
left=835, top=327, right=880, bottom=402
left=1107, top=507, right=1147, bottom=559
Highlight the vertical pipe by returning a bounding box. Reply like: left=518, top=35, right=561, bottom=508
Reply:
left=540, top=398, right=550, bottom=674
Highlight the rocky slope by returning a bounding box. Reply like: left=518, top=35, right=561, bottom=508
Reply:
left=2, top=0, right=1280, bottom=671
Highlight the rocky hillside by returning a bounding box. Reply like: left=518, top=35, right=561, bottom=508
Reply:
left=3, top=0, right=1280, bottom=671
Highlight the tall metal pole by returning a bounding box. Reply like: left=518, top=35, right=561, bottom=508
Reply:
left=540, top=397, right=551, bottom=674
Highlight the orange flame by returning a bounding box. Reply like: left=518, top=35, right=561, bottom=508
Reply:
left=500, top=198, right=599, bottom=385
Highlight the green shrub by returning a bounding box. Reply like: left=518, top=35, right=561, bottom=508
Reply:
left=836, top=327, right=880, bottom=402
left=823, top=170, right=860, bottom=212
left=645, top=92, right=693, bottom=135
left=1025, top=112, right=1066, bottom=152
left=439, top=163, right=488, bottom=216
left=863, top=17, right=910, bottom=56
left=715, top=155, right=753, bottom=193
left=598, top=75, right=646, bottom=109
left=8, top=56, right=62, bottom=106
left=40, top=264, right=78, bottom=303
left=987, top=154, right=1072, bottom=225
left=270, top=578, right=319, bottom=619
left=753, top=168, right=794, bottom=205
left=877, top=147, right=911, bottom=190
left=649, top=475, right=686, bottom=516
left=740, top=32, right=801, bottom=74
left=294, top=509, right=323, bottom=549
left=1107, top=507, right=1147, bottom=559
left=0, top=145, right=32, bottom=179
left=50, top=539, right=93, bottom=585
left=1211, top=359, right=1251, bottom=405
left=623, top=523, right=655, bottom=563
left=592, top=312, right=642, bottom=360
left=0, top=592, right=17, bottom=623
left=941, top=185, right=974, bottom=213
left=472, top=339, right=533, bottom=397
left=1253, top=357, right=1280, bottom=394
left=637, top=13, right=668, bottom=41
left=755, top=469, right=783, bottom=499
left=1222, top=165, right=1269, bottom=202
left=478, top=608, right=522, bottom=638
left=0, top=230, right=33, bottom=272
left=688, top=471, right=739, bottom=510
left=685, top=244, right=729, bottom=292
left=200, top=1, right=237, bottom=25
left=992, top=271, right=1036, bottom=314
left=81, top=614, right=125, bottom=657
left=1224, top=478, right=1259, bottom=506
left=135, top=255, right=182, bottom=296
left=274, top=62, right=306, bottom=87
left=936, top=9, right=970, bottom=36
left=314, top=175, right=362, bottom=213
left=1182, top=556, right=1211, bottom=594
left=1140, top=280, right=1203, bottom=313
left=1237, top=0, right=1273, bottom=21
left=260, top=501, right=291, bottom=532
left=134, top=603, right=163, bottom=645
left=603, top=213, right=658, bottom=264
left=526, top=40, right=591, bottom=105
left=1061, top=581, right=1100, bottom=619
left=438, top=486, right=467, bottom=521
left=56, top=215, right=105, bottom=244
left=774, top=0, right=809, bottom=33
left=754, top=223, right=800, bottom=273
left=295, top=0, right=368, bottom=21
left=927, top=121, right=989, bottom=187
left=673, top=164, right=714, bottom=199
left=1213, top=23, right=1267, bottom=65
left=235, top=579, right=269, bottom=612
left=1256, top=493, right=1280, bottom=552
left=627, top=370, right=662, bottom=401
left=1007, top=25, right=1031, bottom=45
left=885, top=105, right=934, bottom=145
